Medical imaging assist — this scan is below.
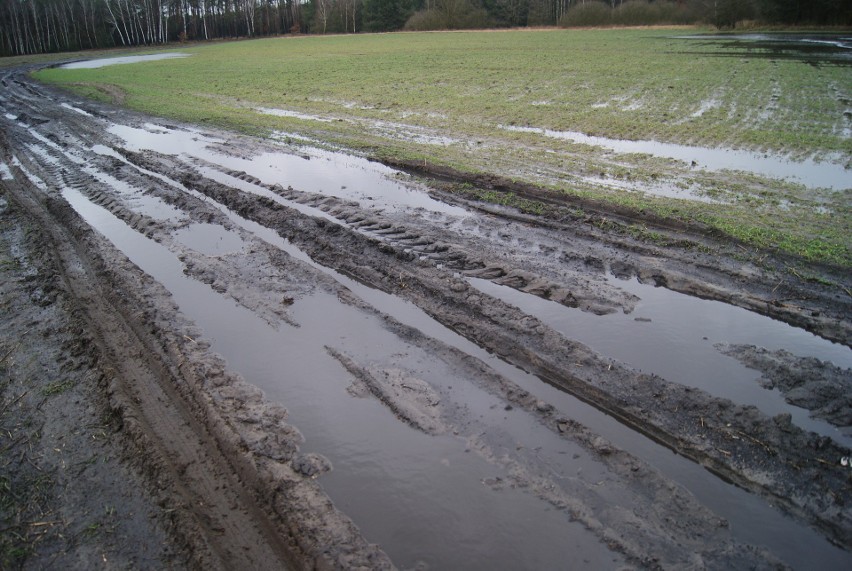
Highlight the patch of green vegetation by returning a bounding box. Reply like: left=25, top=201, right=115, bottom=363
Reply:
left=629, top=225, right=670, bottom=245
left=32, top=29, right=851, bottom=267
left=34, top=30, right=851, bottom=156
left=479, top=190, right=541, bottom=213
left=41, top=379, right=75, bottom=396
left=82, top=523, right=101, bottom=538
left=59, top=83, right=118, bottom=105
left=700, top=211, right=849, bottom=266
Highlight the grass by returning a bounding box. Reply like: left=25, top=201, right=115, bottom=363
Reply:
left=41, top=379, right=76, bottom=397
left=32, top=29, right=851, bottom=267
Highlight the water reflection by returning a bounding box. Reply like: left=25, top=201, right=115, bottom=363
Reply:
left=468, top=276, right=852, bottom=447
left=60, top=53, right=191, bottom=70
left=677, top=33, right=852, bottom=66
left=107, top=123, right=469, bottom=216
left=502, top=124, right=849, bottom=191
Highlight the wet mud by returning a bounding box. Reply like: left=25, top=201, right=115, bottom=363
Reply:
left=0, top=193, right=179, bottom=569
left=1, top=63, right=851, bottom=569
left=719, top=344, right=852, bottom=431
left=678, top=33, right=852, bottom=67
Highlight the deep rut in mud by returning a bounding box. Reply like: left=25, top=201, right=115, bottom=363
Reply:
left=1, top=65, right=851, bottom=569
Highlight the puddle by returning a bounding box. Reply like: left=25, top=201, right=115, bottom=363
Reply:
left=129, top=196, right=184, bottom=222
left=193, top=163, right=341, bottom=224
left=60, top=163, right=852, bottom=569
left=92, top=144, right=128, bottom=161
left=60, top=53, right=191, bottom=70
left=60, top=185, right=622, bottom=570
left=108, top=123, right=468, bottom=216
left=677, top=34, right=852, bottom=66
left=690, top=96, right=722, bottom=118
left=611, top=275, right=852, bottom=369
left=173, top=223, right=245, bottom=255
left=271, top=131, right=326, bottom=146
left=25, top=130, right=85, bottom=165
left=60, top=102, right=92, bottom=116
left=501, top=125, right=850, bottom=191
left=256, top=107, right=333, bottom=122
left=132, top=197, right=186, bottom=222
left=26, top=144, right=65, bottom=170
left=108, top=123, right=224, bottom=155
left=262, top=295, right=621, bottom=570
left=468, top=276, right=852, bottom=446
left=369, top=120, right=460, bottom=146
left=576, top=172, right=720, bottom=203
left=83, top=165, right=187, bottom=222
left=15, top=162, right=50, bottom=192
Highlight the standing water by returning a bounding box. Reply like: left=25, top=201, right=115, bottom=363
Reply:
left=469, top=276, right=852, bottom=447
left=60, top=186, right=624, bottom=569
left=50, top=119, right=851, bottom=568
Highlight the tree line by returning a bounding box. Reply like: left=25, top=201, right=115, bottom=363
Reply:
left=2, top=0, right=850, bottom=57
left=0, top=0, right=304, bottom=56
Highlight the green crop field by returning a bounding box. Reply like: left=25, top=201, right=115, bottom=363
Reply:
left=35, top=29, right=851, bottom=268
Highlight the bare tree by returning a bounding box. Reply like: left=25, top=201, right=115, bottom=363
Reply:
left=315, top=0, right=330, bottom=32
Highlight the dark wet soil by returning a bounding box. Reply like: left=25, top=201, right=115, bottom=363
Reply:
left=0, top=193, right=180, bottom=569
left=1, top=62, right=851, bottom=569
left=719, top=344, right=852, bottom=430
left=678, top=33, right=852, bottom=66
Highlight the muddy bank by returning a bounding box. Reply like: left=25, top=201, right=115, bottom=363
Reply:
left=1, top=136, right=392, bottom=568
left=386, top=157, right=852, bottom=347
left=719, top=344, right=852, bottom=431
left=155, top=149, right=851, bottom=549
left=0, top=193, right=178, bottom=568
left=2, top=64, right=851, bottom=567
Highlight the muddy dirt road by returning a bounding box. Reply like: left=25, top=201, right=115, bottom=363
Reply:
left=1, top=64, right=851, bottom=569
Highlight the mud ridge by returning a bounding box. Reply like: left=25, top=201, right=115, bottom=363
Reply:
left=3, top=65, right=851, bottom=566
left=718, top=344, right=852, bottom=430
left=168, top=162, right=851, bottom=549
left=331, top=289, right=784, bottom=568
left=387, top=158, right=852, bottom=346
left=187, top=148, right=850, bottom=342
left=2, top=153, right=393, bottom=569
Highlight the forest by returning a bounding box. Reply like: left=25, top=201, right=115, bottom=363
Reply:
left=1, top=0, right=850, bottom=57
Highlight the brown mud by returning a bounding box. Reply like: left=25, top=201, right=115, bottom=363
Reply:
left=386, top=157, right=852, bottom=346
left=1, top=63, right=851, bottom=569
left=718, top=344, right=852, bottom=429
left=0, top=191, right=180, bottom=569
left=170, top=151, right=852, bottom=550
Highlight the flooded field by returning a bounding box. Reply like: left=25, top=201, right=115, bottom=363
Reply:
left=678, top=33, right=852, bottom=66
left=59, top=52, right=191, bottom=69
left=501, top=124, right=849, bottom=191
left=2, top=44, right=851, bottom=570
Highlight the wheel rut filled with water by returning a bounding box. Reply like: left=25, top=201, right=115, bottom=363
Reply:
left=1, top=66, right=850, bottom=569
